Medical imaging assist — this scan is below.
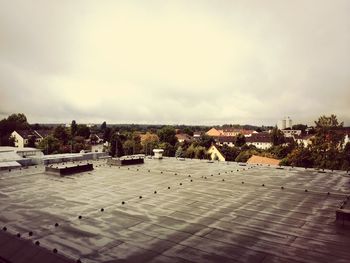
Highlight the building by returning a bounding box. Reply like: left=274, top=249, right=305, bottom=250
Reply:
left=278, top=117, right=293, bottom=130
left=281, top=129, right=302, bottom=138
left=206, top=128, right=256, bottom=138
left=294, top=134, right=314, bottom=147
left=205, top=128, right=223, bottom=137
left=246, top=133, right=272, bottom=149
left=207, top=145, right=225, bottom=161
left=247, top=155, right=280, bottom=166
left=175, top=133, right=192, bottom=143
left=11, top=130, right=50, bottom=148
left=215, top=136, right=235, bottom=147
left=193, top=131, right=202, bottom=138
left=0, top=158, right=349, bottom=263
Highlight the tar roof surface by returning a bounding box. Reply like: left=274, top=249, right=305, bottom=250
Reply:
left=1, top=158, right=350, bottom=263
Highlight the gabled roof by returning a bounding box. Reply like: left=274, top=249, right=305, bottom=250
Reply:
left=246, top=133, right=271, bottom=143
left=175, top=133, right=192, bottom=141
left=215, top=136, right=235, bottom=143
left=13, top=130, right=37, bottom=139
left=247, top=155, right=280, bottom=165
left=34, top=129, right=52, bottom=138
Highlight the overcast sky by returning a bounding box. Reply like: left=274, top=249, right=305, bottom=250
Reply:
left=1, top=0, right=350, bottom=126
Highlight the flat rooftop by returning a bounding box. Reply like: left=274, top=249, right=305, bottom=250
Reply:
left=1, top=158, right=350, bottom=263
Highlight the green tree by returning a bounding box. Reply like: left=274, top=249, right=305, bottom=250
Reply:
left=101, top=121, right=107, bottom=131
left=71, top=120, right=77, bottom=137
left=198, top=135, right=215, bottom=148
left=271, top=127, right=285, bottom=146
left=158, top=126, right=177, bottom=146
left=0, top=113, right=30, bottom=145
left=311, top=114, right=344, bottom=170
left=292, top=124, right=308, bottom=134
left=220, top=145, right=240, bottom=161
left=38, top=135, right=60, bottom=154
left=27, top=136, right=36, bottom=148
left=123, top=139, right=137, bottom=155
left=281, top=147, right=314, bottom=168
left=175, top=146, right=184, bottom=158
left=195, top=146, right=207, bottom=159
left=110, top=133, right=124, bottom=157
left=234, top=134, right=246, bottom=147
left=185, top=144, right=196, bottom=158
left=183, top=127, right=194, bottom=136
left=159, top=142, right=175, bottom=157
left=103, top=127, right=112, bottom=142
left=141, top=132, right=159, bottom=155
left=76, top=124, right=91, bottom=139
left=53, top=125, right=69, bottom=144
left=341, top=143, right=350, bottom=171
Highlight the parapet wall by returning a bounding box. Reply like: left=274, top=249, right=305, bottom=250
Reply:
left=45, top=163, right=93, bottom=176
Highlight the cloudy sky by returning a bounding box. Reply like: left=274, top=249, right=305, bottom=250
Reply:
left=1, top=0, right=350, bottom=126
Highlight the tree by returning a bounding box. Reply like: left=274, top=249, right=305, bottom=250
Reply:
left=103, top=127, right=112, bottom=142
left=341, top=143, right=350, bottom=171
left=198, top=135, right=215, bottom=148
left=101, top=121, right=107, bottom=131
left=123, top=139, right=138, bottom=155
left=71, top=120, right=77, bottom=137
left=53, top=126, right=69, bottom=144
left=76, top=124, right=91, bottom=139
left=27, top=136, right=36, bottom=148
left=292, top=124, right=308, bottom=134
left=110, top=133, right=124, bottom=157
left=195, top=146, right=207, bottom=159
left=159, top=142, right=175, bottom=157
left=175, top=146, right=184, bottom=158
left=141, top=132, right=159, bottom=155
left=271, top=127, right=285, bottom=146
left=185, top=144, right=196, bottom=158
left=158, top=126, right=177, bottom=146
left=220, top=145, right=240, bottom=161
left=281, top=147, right=314, bottom=168
left=90, top=134, right=99, bottom=145
left=38, top=135, right=60, bottom=154
left=311, top=114, right=344, bottom=170
left=234, top=134, right=246, bottom=147
left=183, top=127, right=194, bottom=136
left=0, top=113, right=30, bottom=145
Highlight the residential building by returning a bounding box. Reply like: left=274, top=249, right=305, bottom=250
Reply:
left=175, top=133, right=192, bottom=143
left=205, top=128, right=222, bottom=137
left=206, top=128, right=256, bottom=138
left=247, top=155, right=281, bottom=166
left=193, top=131, right=202, bottom=138
left=215, top=136, right=235, bottom=147
left=246, top=133, right=272, bottom=149
left=293, top=134, right=314, bottom=147
left=207, top=145, right=225, bottom=161
left=281, top=129, right=302, bottom=138
left=11, top=130, right=50, bottom=148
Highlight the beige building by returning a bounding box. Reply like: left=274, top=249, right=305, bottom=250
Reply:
left=207, top=145, right=225, bottom=161
left=205, top=128, right=223, bottom=137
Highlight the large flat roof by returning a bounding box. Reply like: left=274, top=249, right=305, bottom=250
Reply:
left=0, top=158, right=350, bottom=263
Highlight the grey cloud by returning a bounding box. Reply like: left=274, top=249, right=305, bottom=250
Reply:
left=0, top=0, right=349, bottom=126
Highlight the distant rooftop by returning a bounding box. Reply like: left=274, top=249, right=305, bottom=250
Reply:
left=0, top=158, right=350, bottom=263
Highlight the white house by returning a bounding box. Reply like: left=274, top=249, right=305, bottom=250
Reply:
left=245, top=134, right=272, bottom=149
left=11, top=130, right=50, bottom=148
left=215, top=136, right=235, bottom=147
left=293, top=134, right=314, bottom=147
left=281, top=129, right=302, bottom=138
